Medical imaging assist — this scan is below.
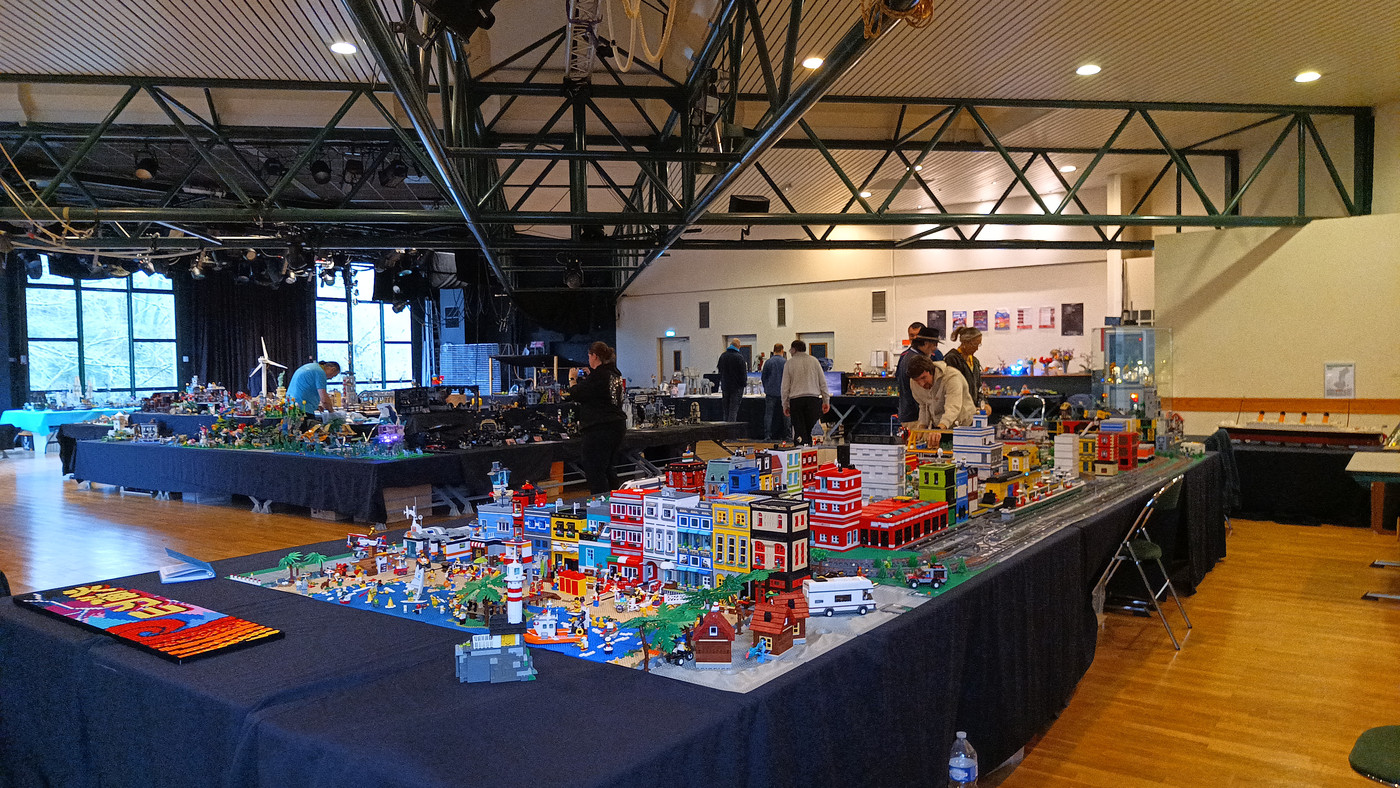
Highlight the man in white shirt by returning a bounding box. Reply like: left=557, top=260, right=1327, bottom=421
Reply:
left=908, top=354, right=977, bottom=429
left=780, top=339, right=830, bottom=446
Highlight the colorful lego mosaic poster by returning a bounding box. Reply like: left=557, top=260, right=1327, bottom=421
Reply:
left=1061, top=303, right=1084, bottom=336
left=14, top=584, right=283, bottom=663
left=1038, top=306, right=1056, bottom=330
left=993, top=309, right=1011, bottom=331
left=1016, top=307, right=1034, bottom=330
left=951, top=311, right=967, bottom=331
left=973, top=310, right=988, bottom=331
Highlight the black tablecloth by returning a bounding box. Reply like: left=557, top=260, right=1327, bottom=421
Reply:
left=71, top=441, right=466, bottom=522
left=0, top=457, right=1225, bottom=788
left=1234, top=444, right=1373, bottom=526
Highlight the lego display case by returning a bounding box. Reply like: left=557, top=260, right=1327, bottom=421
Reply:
left=1091, top=327, right=1170, bottom=418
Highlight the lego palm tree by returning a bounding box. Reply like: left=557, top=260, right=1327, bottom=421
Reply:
left=277, top=551, right=305, bottom=581
left=632, top=603, right=702, bottom=673
left=299, top=552, right=329, bottom=577
left=455, top=574, right=505, bottom=622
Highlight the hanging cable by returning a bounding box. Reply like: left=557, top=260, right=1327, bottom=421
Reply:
left=0, top=142, right=96, bottom=242
left=860, top=0, right=935, bottom=38
left=604, top=0, right=679, bottom=71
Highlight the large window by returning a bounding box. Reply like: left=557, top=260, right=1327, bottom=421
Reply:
left=26, top=259, right=176, bottom=399
left=315, top=267, right=413, bottom=390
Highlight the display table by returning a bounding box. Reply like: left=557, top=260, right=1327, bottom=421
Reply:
left=0, top=408, right=135, bottom=453
left=1234, top=444, right=1375, bottom=527
left=67, top=422, right=747, bottom=521
left=0, top=457, right=1226, bottom=787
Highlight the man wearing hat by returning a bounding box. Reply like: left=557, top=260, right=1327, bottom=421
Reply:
left=896, top=325, right=941, bottom=429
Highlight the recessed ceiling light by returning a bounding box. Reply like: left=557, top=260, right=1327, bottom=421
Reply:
left=1294, top=70, right=1321, bottom=83
left=802, top=56, right=824, bottom=69
left=1075, top=63, right=1101, bottom=76
left=1058, top=165, right=1077, bottom=173
left=858, top=190, right=872, bottom=198
left=330, top=41, right=358, bottom=55
left=913, top=164, right=923, bottom=172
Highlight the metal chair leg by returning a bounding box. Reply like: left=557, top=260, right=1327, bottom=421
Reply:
left=1153, top=556, right=1192, bottom=630
left=1129, top=550, right=1181, bottom=650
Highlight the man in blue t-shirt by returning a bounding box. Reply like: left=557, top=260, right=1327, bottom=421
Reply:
left=286, top=360, right=341, bottom=412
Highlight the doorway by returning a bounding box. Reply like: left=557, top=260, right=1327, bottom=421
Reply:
left=725, top=334, right=758, bottom=368
left=799, top=332, right=835, bottom=364
left=659, top=336, right=690, bottom=382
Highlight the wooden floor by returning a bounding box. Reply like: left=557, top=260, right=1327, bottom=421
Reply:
left=3, top=450, right=1398, bottom=786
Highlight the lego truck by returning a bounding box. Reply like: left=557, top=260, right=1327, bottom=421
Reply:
left=905, top=563, right=949, bottom=590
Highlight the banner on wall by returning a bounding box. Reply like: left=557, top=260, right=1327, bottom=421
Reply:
left=1061, top=303, right=1084, bottom=336
left=1016, top=307, right=1034, bottom=330
left=973, top=310, right=988, bottom=331
left=994, top=310, right=1011, bottom=331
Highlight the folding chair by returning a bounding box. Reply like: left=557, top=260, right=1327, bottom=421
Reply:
left=1096, top=474, right=1192, bottom=649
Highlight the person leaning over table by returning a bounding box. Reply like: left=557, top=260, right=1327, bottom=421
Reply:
left=896, top=326, right=940, bottom=430
left=909, top=353, right=977, bottom=429
left=566, top=341, right=627, bottom=495
left=760, top=342, right=788, bottom=441
left=944, top=325, right=984, bottom=406
left=286, top=359, right=341, bottom=412
left=781, top=339, right=830, bottom=447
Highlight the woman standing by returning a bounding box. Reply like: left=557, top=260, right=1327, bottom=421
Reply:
left=943, top=326, right=984, bottom=407
left=566, top=341, right=627, bottom=494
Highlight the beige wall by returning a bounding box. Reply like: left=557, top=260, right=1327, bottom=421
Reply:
left=1155, top=213, right=1400, bottom=434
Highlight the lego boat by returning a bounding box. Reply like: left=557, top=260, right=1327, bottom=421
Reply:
left=524, top=608, right=581, bottom=645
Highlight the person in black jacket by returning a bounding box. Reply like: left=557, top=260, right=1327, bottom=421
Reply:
left=566, top=341, right=627, bottom=494
left=716, top=339, right=748, bottom=423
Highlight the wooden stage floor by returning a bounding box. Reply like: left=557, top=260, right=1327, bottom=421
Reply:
left=2, top=451, right=1397, bottom=786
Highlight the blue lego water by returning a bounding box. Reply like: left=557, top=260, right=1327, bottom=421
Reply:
left=302, top=579, right=644, bottom=665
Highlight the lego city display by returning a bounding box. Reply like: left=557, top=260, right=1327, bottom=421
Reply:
left=14, top=583, right=283, bottom=663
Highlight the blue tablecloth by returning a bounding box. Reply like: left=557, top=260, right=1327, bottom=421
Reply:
left=0, top=408, right=135, bottom=435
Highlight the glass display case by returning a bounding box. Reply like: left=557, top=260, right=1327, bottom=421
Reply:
left=1091, top=326, right=1171, bottom=418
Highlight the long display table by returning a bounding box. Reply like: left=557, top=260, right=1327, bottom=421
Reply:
left=68, top=422, right=747, bottom=522
left=0, top=407, right=136, bottom=452
left=0, top=456, right=1225, bottom=787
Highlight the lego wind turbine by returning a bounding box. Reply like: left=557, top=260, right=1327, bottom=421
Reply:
left=248, top=337, right=286, bottom=402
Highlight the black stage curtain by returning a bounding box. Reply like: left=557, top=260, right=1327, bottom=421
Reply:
left=174, top=273, right=316, bottom=395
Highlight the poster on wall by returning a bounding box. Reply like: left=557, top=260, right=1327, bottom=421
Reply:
left=951, top=311, right=968, bottom=332
left=1016, top=307, right=1034, bottom=330
left=926, top=310, right=947, bottom=341
left=994, top=310, right=1011, bottom=331
left=1323, top=362, right=1356, bottom=399
left=1038, top=306, right=1056, bottom=330
left=973, top=310, right=988, bottom=331
left=1061, top=303, right=1084, bottom=336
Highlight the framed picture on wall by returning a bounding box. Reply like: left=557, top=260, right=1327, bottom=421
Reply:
left=994, top=310, right=1011, bottom=331
left=1038, top=306, right=1055, bottom=329
left=951, top=311, right=967, bottom=331
left=973, top=310, right=988, bottom=331
left=926, top=310, right=947, bottom=341
left=1061, top=303, right=1084, bottom=336
left=1016, top=307, right=1034, bottom=330
left=1323, top=362, right=1355, bottom=399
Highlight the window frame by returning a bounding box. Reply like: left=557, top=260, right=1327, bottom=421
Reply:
left=24, top=264, right=176, bottom=397
left=315, top=265, right=414, bottom=390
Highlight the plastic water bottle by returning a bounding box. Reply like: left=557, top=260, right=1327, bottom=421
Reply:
left=948, top=731, right=978, bottom=787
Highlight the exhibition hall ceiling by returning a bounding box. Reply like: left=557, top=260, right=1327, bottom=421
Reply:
left=0, top=0, right=1392, bottom=283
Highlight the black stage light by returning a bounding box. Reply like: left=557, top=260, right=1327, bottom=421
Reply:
left=262, top=157, right=286, bottom=179
left=134, top=152, right=159, bottom=181
left=416, top=0, right=501, bottom=41
left=594, top=39, right=614, bottom=59
left=563, top=257, right=584, bottom=290
left=310, top=159, right=333, bottom=184
left=727, top=194, right=769, bottom=213
left=378, top=158, right=409, bottom=188
left=342, top=159, right=364, bottom=185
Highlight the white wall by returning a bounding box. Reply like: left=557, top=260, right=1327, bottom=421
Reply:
left=1155, top=213, right=1400, bottom=434
left=618, top=250, right=1109, bottom=385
